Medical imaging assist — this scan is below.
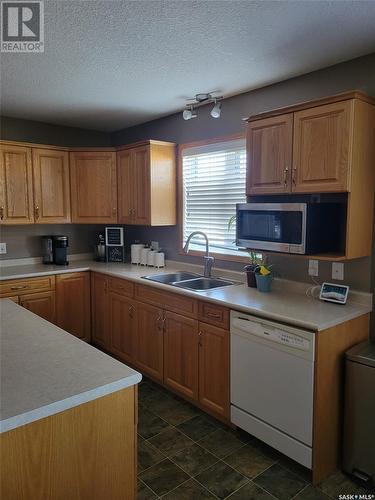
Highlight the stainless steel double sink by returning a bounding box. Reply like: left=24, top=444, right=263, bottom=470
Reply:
left=142, top=271, right=236, bottom=291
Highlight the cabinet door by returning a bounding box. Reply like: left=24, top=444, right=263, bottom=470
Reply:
left=56, top=272, right=91, bottom=341
left=293, top=101, right=353, bottom=193
left=134, top=301, right=163, bottom=382
left=247, top=114, right=293, bottom=195
left=133, top=147, right=151, bottom=225
left=110, top=293, right=136, bottom=364
left=32, top=148, right=70, bottom=223
left=20, top=291, right=55, bottom=323
left=91, top=273, right=110, bottom=348
left=199, top=323, right=229, bottom=419
left=70, top=152, right=117, bottom=223
left=0, top=144, right=34, bottom=224
left=164, top=311, right=199, bottom=400
left=117, top=149, right=134, bottom=224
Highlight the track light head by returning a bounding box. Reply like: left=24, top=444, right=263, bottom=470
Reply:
left=183, top=106, right=197, bottom=120
left=210, top=100, right=222, bottom=118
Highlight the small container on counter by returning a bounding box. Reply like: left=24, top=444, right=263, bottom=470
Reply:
left=154, top=252, right=165, bottom=268
left=131, top=244, right=144, bottom=265
left=140, top=247, right=151, bottom=266
left=147, top=250, right=156, bottom=267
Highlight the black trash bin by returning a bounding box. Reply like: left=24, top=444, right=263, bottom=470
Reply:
left=343, top=341, right=375, bottom=487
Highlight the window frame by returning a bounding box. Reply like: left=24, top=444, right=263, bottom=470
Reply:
left=178, top=133, right=249, bottom=263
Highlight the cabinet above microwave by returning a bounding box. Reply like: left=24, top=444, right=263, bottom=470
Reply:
left=244, top=91, right=375, bottom=260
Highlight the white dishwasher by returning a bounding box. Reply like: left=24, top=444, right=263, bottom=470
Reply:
left=230, top=310, right=315, bottom=468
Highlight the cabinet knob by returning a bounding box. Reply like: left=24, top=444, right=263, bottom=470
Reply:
left=0, top=206, right=4, bottom=220
left=34, top=205, right=40, bottom=219
left=112, top=207, right=117, bottom=214
left=128, top=208, right=132, bottom=215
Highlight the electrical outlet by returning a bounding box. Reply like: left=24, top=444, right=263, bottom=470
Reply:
left=0, top=242, right=7, bottom=254
left=308, top=259, right=319, bottom=277
left=332, top=262, right=344, bottom=281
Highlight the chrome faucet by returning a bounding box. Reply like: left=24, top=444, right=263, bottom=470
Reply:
left=183, top=231, right=214, bottom=278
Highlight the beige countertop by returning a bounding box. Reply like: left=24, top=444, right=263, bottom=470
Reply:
left=0, top=258, right=371, bottom=332
left=0, top=299, right=142, bottom=433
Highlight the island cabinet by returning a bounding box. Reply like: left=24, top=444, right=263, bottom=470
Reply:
left=117, top=140, right=176, bottom=226
left=0, top=275, right=56, bottom=323
left=70, top=151, right=117, bottom=223
left=109, top=293, right=137, bottom=365
left=55, top=272, right=91, bottom=341
left=91, top=273, right=111, bottom=349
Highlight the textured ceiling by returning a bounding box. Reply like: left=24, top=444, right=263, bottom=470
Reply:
left=1, top=0, right=375, bottom=132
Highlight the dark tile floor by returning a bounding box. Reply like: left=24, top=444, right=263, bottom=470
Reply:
left=137, top=378, right=373, bottom=500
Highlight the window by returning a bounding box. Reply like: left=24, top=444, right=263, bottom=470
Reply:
left=182, top=137, right=246, bottom=256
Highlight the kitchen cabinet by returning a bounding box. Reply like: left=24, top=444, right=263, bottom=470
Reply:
left=0, top=143, right=34, bottom=224
left=134, top=301, right=164, bottom=382
left=109, top=292, right=136, bottom=364
left=70, top=151, right=117, bottom=223
left=20, top=291, right=56, bottom=323
left=164, top=311, right=199, bottom=400
left=292, top=101, right=352, bottom=193
left=91, top=273, right=110, bottom=348
left=198, top=322, right=230, bottom=419
left=247, top=114, right=293, bottom=195
left=32, top=148, right=71, bottom=223
left=117, top=140, right=176, bottom=226
left=56, top=272, right=91, bottom=341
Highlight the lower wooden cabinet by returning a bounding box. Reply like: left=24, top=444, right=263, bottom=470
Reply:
left=91, top=273, right=110, bottom=349
left=198, top=323, right=230, bottom=419
left=134, top=302, right=164, bottom=382
left=164, top=311, right=199, bottom=400
left=56, top=272, right=91, bottom=341
left=20, top=291, right=55, bottom=324
left=109, top=292, right=136, bottom=364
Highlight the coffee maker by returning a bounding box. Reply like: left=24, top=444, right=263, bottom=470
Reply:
left=42, top=236, right=69, bottom=265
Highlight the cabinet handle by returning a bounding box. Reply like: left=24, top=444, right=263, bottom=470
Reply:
left=128, top=208, right=132, bottom=215
left=292, top=166, right=297, bottom=186
left=11, top=285, right=30, bottom=291
left=34, top=205, right=40, bottom=219
left=206, top=311, right=221, bottom=319
left=156, top=313, right=163, bottom=331
left=283, top=166, right=289, bottom=187
left=104, top=281, right=108, bottom=293
left=0, top=206, right=4, bottom=220
left=112, top=207, right=117, bottom=214
left=129, top=305, right=134, bottom=318
left=198, top=330, right=203, bottom=347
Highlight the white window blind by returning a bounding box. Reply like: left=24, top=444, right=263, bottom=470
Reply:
left=182, top=138, right=246, bottom=254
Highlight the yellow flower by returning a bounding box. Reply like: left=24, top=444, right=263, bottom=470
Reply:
left=259, top=265, right=271, bottom=276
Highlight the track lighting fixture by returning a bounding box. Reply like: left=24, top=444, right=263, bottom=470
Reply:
left=181, top=92, right=223, bottom=120
left=210, top=99, right=222, bottom=118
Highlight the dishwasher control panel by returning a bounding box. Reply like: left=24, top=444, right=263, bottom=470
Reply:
left=274, top=330, right=310, bottom=350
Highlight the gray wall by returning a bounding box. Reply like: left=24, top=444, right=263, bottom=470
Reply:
left=0, top=225, right=105, bottom=260
left=0, top=116, right=111, bottom=147
left=114, top=53, right=375, bottom=294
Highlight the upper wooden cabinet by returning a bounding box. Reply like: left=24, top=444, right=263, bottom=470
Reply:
left=70, top=151, right=117, bottom=223
left=32, top=148, right=71, bottom=223
left=292, top=101, right=352, bottom=193
left=117, top=141, right=176, bottom=226
left=0, top=144, right=34, bottom=224
left=246, top=92, right=374, bottom=196
left=247, top=114, right=293, bottom=195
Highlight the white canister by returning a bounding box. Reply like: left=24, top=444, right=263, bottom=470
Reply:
left=154, top=252, right=165, bottom=268
left=140, top=247, right=151, bottom=266
left=147, top=250, right=156, bottom=267
left=131, top=244, right=144, bottom=265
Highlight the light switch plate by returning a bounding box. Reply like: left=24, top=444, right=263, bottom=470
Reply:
left=308, top=259, right=319, bottom=277
left=332, top=262, right=344, bottom=281
left=0, top=242, right=7, bottom=254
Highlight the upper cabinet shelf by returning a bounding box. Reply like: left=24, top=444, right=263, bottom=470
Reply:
left=246, top=91, right=375, bottom=259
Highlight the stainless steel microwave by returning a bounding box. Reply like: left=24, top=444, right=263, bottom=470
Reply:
left=236, top=202, right=342, bottom=255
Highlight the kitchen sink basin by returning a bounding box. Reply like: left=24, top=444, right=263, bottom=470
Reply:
left=173, top=277, right=235, bottom=291
left=142, top=271, right=201, bottom=284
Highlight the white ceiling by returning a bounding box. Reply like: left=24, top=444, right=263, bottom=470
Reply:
left=1, top=0, right=375, bottom=132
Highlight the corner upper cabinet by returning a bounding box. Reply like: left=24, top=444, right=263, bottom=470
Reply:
left=247, top=114, right=293, bottom=195
left=292, top=101, right=352, bottom=193
left=0, top=144, right=34, bottom=224
left=32, top=148, right=71, bottom=223
left=70, top=151, right=117, bottom=223
left=117, top=141, right=176, bottom=226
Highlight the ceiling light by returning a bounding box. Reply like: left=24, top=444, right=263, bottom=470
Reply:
left=183, top=106, right=197, bottom=120
left=210, top=100, right=222, bottom=118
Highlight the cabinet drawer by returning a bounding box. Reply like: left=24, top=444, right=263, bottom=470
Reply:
left=0, top=275, right=55, bottom=297
left=109, top=277, right=134, bottom=297
left=135, top=284, right=198, bottom=318
left=198, top=301, right=229, bottom=329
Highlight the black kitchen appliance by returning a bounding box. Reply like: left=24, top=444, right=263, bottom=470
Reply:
left=42, top=235, right=69, bottom=265
left=105, top=227, right=125, bottom=262
left=42, top=236, right=54, bottom=264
